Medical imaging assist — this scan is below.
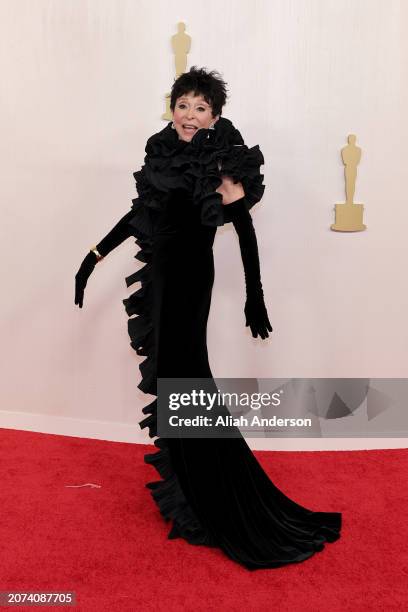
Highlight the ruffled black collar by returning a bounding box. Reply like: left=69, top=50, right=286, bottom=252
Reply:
left=132, top=116, right=265, bottom=227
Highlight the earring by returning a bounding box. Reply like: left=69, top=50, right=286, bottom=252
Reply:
left=171, top=121, right=175, bottom=129
left=209, top=123, right=215, bottom=130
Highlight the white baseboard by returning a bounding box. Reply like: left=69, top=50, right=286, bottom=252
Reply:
left=0, top=410, right=407, bottom=451
left=0, top=410, right=145, bottom=444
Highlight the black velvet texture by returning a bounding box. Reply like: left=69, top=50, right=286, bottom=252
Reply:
left=224, top=196, right=272, bottom=339
left=74, top=252, right=97, bottom=308
left=96, top=209, right=137, bottom=257
left=74, top=210, right=137, bottom=308
left=130, top=116, right=266, bottom=229
left=120, top=118, right=342, bottom=570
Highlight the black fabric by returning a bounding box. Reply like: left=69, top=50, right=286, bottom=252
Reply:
left=74, top=118, right=342, bottom=567
left=129, top=116, right=265, bottom=230
left=224, top=196, right=272, bottom=338
left=96, top=209, right=137, bottom=257
left=74, top=210, right=137, bottom=308
left=121, top=119, right=342, bottom=570
left=223, top=196, right=262, bottom=292
left=74, top=252, right=97, bottom=308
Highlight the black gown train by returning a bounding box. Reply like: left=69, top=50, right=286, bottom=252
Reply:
left=122, top=180, right=342, bottom=570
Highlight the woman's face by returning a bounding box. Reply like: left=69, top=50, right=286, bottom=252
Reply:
left=172, top=91, right=219, bottom=142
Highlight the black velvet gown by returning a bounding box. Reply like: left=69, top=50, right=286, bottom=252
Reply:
left=122, top=146, right=342, bottom=571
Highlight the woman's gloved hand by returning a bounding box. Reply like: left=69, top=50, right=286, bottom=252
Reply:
left=74, top=251, right=98, bottom=308
left=244, top=288, right=272, bottom=339
left=74, top=208, right=137, bottom=309
left=223, top=194, right=273, bottom=340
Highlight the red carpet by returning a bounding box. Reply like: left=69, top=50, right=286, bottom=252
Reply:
left=0, top=428, right=406, bottom=611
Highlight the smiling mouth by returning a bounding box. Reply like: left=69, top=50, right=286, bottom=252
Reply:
left=182, top=125, right=198, bottom=131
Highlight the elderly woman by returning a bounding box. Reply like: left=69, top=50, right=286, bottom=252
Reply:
left=75, top=66, right=341, bottom=570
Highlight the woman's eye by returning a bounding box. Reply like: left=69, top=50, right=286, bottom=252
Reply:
left=177, top=104, right=206, bottom=111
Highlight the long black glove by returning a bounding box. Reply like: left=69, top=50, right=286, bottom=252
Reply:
left=74, top=209, right=136, bottom=308
left=224, top=197, right=272, bottom=339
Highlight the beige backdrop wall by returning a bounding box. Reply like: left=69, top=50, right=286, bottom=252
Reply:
left=1, top=0, right=407, bottom=450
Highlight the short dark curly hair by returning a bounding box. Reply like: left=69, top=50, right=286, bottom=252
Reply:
left=170, top=66, right=228, bottom=117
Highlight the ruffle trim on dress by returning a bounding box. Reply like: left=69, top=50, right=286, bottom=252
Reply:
left=132, top=117, right=266, bottom=230
left=122, top=201, right=217, bottom=547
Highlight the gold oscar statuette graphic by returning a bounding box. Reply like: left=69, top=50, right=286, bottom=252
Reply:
left=331, top=134, right=366, bottom=232
left=162, top=22, right=191, bottom=121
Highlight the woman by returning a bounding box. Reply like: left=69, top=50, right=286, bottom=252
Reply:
left=75, top=67, right=341, bottom=570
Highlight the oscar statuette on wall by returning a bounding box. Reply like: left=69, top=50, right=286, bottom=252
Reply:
left=162, top=22, right=191, bottom=121
left=331, top=134, right=366, bottom=232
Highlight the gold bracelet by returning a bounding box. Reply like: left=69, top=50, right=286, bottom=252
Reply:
left=90, top=246, right=104, bottom=261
